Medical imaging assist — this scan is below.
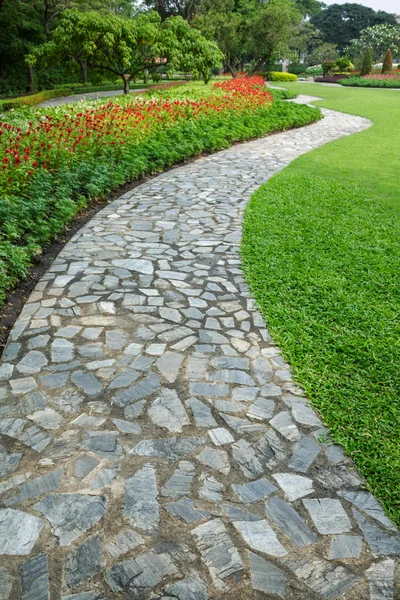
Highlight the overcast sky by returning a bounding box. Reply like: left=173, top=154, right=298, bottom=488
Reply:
left=323, top=0, right=399, bottom=14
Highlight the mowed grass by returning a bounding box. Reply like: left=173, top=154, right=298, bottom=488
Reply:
left=242, top=82, right=400, bottom=525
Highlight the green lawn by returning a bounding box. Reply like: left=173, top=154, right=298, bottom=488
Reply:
left=242, top=82, right=400, bottom=526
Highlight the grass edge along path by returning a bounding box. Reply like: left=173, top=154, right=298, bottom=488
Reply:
left=242, top=82, right=400, bottom=526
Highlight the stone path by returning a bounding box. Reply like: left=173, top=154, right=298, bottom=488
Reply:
left=0, top=99, right=399, bottom=599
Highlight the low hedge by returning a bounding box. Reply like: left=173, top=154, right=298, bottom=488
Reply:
left=340, top=77, right=400, bottom=88
left=314, top=75, right=350, bottom=84
left=0, top=82, right=320, bottom=303
left=0, top=89, right=69, bottom=112
left=267, top=72, right=298, bottom=82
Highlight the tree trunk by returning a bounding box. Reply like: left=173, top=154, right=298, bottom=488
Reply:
left=28, top=65, right=35, bottom=94
left=143, top=70, right=148, bottom=84
left=123, top=76, right=129, bottom=94
left=227, top=62, right=237, bottom=78
left=79, top=59, right=88, bottom=86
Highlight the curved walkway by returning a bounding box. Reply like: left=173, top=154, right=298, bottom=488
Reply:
left=0, top=100, right=398, bottom=600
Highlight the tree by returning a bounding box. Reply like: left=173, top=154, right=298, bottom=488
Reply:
left=28, top=9, right=222, bottom=92
left=360, top=48, right=372, bottom=75
left=143, top=0, right=201, bottom=21
left=382, top=49, right=393, bottom=73
left=348, top=24, right=400, bottom=63
left=246, top=0, right=302, bottom=71
left=311, top=3, right=397, bottom=53
left=309, top=42, right=338, bottom=65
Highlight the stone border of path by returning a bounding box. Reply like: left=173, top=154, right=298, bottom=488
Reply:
left=0, top=97, right=399, bottom=600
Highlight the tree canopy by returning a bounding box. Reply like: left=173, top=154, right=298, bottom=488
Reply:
left=311, top=3, right=397, bottom=53
left=28, top=9, right=222, bottom=92
left=348, top=24, right=400, bottom=62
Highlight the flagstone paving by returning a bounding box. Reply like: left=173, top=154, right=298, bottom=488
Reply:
left=0, top=99, right=398, bottom=599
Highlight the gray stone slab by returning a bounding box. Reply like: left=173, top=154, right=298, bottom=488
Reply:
left=71, top=371, right=103, bottom=397
left=0, top=508, right=43, bottom=555
left=19, top=426, right=51, bottom=453
left=62, top=594, right=106, bottom=600
left=186, top=398, right=217, bottom=428
left=20, top=553, right=49, bottom=600
left=246, top=397, right=275, bottom=421
left=113, top=373, right=161, bottom=407
left=272, top=473, right=314, bottom=502
left=190, top=382, right=229, bottom=398
left=133, top=437, right=205, bottom=460
left=223, top=505, right=261, bottom=522
left=125, top=464, right=159, bottom=533
left=303, top=498, right=352, bottom=534
left=282, top=556, right=362, bottom=598
left=148, top=389, right=190, bottom=432
left=164, top=570, right=209, bottom=599
left=91, top=467, right=118, bottom=490
left=166, top=499, right=209, bottom=523
left=111, top=418, right=141, bottom=434
left=265, top=496, right=317, bottom=547
left=231, top=439, right=263, bottom=479
left=233, top=519, right=287, bottom=556
left=83, top=431, right=117, bottom=453
left=329, top=535, right=363, bottom=560
left=74, top=454, right=101, bottom=479
left=34, top=494, right=106, bottom=546
left=248, top=551, right=286, bottom=598
left=289, top=434, right=321, bottom=473
left=4, top=468, right=63, bottom=506
left=155, top=352, right=184, bottom=383
left=232, top=478, right=277, bottom=504
left=338, top=490, right=396, bottom=530
left=208, top=427, right=234, bottom=446
left=199, top=475, right=225, bottom=502
left=192, top=519, right=244, bottom=589
left=105, top=550, right=177, bottom=595
left=366, top=559, right=395, bottom=600
left=270, top=411, right=300, bottom=441
left=17, top=351, right=48, bottom=375
left=27, top=408, right=63, bottom=430
left=161, top=462, right=195, bottom=498
left=196, top=447, right=230, bottom=475
left=352, top=508, right=400, bottom=556
left=220, top=413, right=265, bottom=434
left=65, top=536, right=103, bottom=587
left=107, top=528, right=143, bottom=559
left=0, top=452, right=22, bottom=478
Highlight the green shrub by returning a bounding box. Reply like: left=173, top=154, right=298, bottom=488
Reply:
left=340, top=77, right=400, bottom=88
left=382, top=49, right=393, bottom=74
left=288, top=64, right=306, bottom=75
left=0, top=89, right=69, bottom=112
left=267, top=72, right=298, bottom=82
left=322, top=60, right=335, bottom=76
left=333, top=56, right=354, bottom=73
left=360, top=49, right=373, bottom=76
left=306, top=65, right=323, bottom=76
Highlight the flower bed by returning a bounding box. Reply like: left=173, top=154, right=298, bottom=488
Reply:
left=0, top=77, right=321, bottom=302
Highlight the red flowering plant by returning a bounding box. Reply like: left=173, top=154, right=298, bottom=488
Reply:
left=0, top=77, right=272, bottom=194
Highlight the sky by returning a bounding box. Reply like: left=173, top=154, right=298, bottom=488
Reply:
left=323, top=0, right=399, bottom=14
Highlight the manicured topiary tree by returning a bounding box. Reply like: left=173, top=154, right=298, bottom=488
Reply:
left=382, top=49, right=393, bottom=74
left=322, top=60, right=335, bottom=75
left=360, top=49, right=372, bottom=76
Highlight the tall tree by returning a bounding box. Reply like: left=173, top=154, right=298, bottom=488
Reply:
left=28, top=9, right=222, bottom=92
left=143, top=0, right=201, bottom=21
left=311, top=3, right=397, bottom=53
left=348, top=24, right=400, bottom=62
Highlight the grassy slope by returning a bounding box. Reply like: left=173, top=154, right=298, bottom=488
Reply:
left=242, top=82, right=400, bottom=525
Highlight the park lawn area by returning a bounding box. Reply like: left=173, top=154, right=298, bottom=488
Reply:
left=242, top=82, right=400, bottom=526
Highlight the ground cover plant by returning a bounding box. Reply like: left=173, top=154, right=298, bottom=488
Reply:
left=0, top=76, right=320, bottom=303
left=340, top=75, right=400, bottom=88
left=242, top=81, right=400, bottom=525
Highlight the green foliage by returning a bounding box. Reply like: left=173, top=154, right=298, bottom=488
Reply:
left=267, top=71, right=298, bottom=82
left=0, top=89, right=69, bottom=111
left=333, top=56, right=354, bottom=73
left=382, top=49, right=393, bottom=74
left=0, top=84, right=320, bottom=304
left=306, top=65, right=323, bottom=75
left=311, top=3, right=397, bottom=53
left=360, top=49, right=372, bottom=76
left=308, top=42, right=338, bottom=66
left=348, top=24, right=400, bottom=63
left=340, top=76, right=400, bottom=88
left=28, top=9, right=222, bottom=91
left=322, top=60, right=334, bottom=75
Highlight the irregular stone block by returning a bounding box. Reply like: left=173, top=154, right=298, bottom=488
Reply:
left=288, top=434, right=321, bottom=473
left=232, top=478, right=277, bottom=504
left=165, top=570, right=210, bottom=600
left=366, top=559, right=395, bottom=600
left=65, top=536, right=103, bottom=587
left=34, top=494, right=106, bottom=546
left=303, top=498, right=352, bottom=535
left=338, top=490, right=396, bottom=530
left=231, top=439, right=263, bottom=479
left=105, top=550, right=177, bottom=595
left=329, top=535, right=363, bottom=560
left=148, top=389, right=190, bottom=433
left=133, top=437, right=205, bottom=460
left=4, top=468, right=63, bottom=506
left=113, top=373, right=161, bottom=407
left=248, top=551, right=286, bottom=598
left=165, top=499, right=209, bottom=524
left=20, top=553, right=49, bottom=600
left=0, top=509, right=43, bottom=555
left=107, top=528, right=143, bottom=559
left=270, top=411, right=299, bottom=441
left=192, top=519, right=244, bottom=590
left=161, top=462, right=195, bottom=498
left=233, top=519, right=287, bottom=556
left=199, top=475, right=225, bottom=503
left=208, top=428, right=234, bottom=446
left=125, top=464, right=159, bottom=533
left=352, top=509, right=400, bottom=556
left=272, top=473, right=314, bottom=502
left=265, top=496, right=317, bottom=547
left=0, top=568, right=13, bottom=599
left=220, top=413, right=265, bottom=434
left=196, top=447, right=230, bottom=475
left=74, top=454, right=100, bottom=479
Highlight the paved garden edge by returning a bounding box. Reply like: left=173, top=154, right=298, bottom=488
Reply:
left=0, top=98, right=398, bottom=599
